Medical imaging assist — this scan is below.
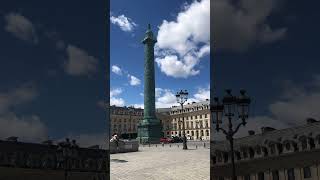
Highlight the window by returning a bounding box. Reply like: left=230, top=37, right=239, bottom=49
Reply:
left=205, top=114, right=208, bottom=118
left=258, top=172, right=264, bottom=180
left=287, top=168, right=295, bottom=180
left=302, top=140, right=307, bottom=150
left=191, top=131, right=194, bottom=136
left=244, top=175, right=250, bottom=180
left=285, top=143, right=291, bottom=151
left=249, top=148, right=254, bottom=158
left=303, top=167, right=312, bottom=178
left=270, top=144, right=276, bottom=154
left=235, top=151, right=241, bottom=160
left=191, top=116, right=193, bottom=120
left=272, top=170, right=279, bottom=180
left=309, top=138, right=315, bottom=149
left=223, top=153, right=228, bottom=162
left=195, top=115, right=198, bottom=119
left=200, top=115, right=202, bottom=119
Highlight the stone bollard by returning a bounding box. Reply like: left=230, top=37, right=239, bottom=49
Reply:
left=170, top=144, right=171, bottom=147
left=162, top=143, right=164, bottom=147
left=178, top=145, right=179, bottom=148
left=149, top=143, right=151, bottom=147
left=204, top=143, right=206, bottom=148
left=156, top=144, right=157, bottom=147
left=196, top=145, right=198, bottom=149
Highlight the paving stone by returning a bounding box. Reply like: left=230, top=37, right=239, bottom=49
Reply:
left=110, top=145, right=210, bottom=180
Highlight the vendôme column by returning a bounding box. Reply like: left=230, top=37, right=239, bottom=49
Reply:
left=137, top=24, right=161, bottom=144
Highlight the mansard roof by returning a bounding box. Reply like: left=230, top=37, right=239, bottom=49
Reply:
left=212, top=121, right=320, bottom=151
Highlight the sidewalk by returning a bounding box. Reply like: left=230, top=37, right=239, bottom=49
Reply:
left=110, top=145, right=210, bottom=180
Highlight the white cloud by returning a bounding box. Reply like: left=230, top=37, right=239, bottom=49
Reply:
left=213, top=0, right=287, bottom=52
left=156, top=89, right=177, bottom=108
left=111, top=65, right=122, bottom=75
left=0, top=83, right=37, bottom=113
left=0, top=83, right=48, bottom=142
left=4, top=13, right=38, bottom=43
left=110, top=88, right=122, bottom=97
left=156, top=0, right=210, bottom=78
left=153, top=86, right=210, bottom=108
left=110, top=14, right=137, bottom=32
left=64, top=45, right=98, bottom=76
left=129, top=75, right=141, bottom=86
left=110, top=98, right=125, bottom=107
left=192, top=86, right=210, bottom=102
left=131, top=104, right=144, bottom=109
left=0, top=113, right=48, bottom=142
left=110, top=88, right=125, bottom=106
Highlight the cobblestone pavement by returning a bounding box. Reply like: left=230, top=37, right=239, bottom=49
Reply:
left=110, top=145, right=210, bottom=180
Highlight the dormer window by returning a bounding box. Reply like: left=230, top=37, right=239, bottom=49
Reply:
left=285, top=143, right=291, bottom=151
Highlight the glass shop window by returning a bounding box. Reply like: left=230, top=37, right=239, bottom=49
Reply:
left=303, top=167, right=312, bottom=178
left=287, top=168, right=295, bottom=180
left=272, top=170, right=279, bottom=180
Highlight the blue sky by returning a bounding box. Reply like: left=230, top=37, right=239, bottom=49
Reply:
left=0, top=0, right=210, bottom=148
left=0, top=0, right=107, bottom=146
left=110, top=0, right=210, bottom=109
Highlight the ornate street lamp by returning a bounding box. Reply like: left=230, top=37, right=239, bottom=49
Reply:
left=212, top=89, right=251, bottom=180
left=176, top=90, right=188, bottom=150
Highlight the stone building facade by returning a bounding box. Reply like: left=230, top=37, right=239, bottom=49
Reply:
left=211, top=120, right=320, bottom=180
left=110, top=100, right=211, bottom=141
left=110, top=106, right=143, bottom=138
left=110, top=106, right=171, bottom=139
left=169, top=100, right=210, bottom=140
left=0, top=138, right=108, bottom=180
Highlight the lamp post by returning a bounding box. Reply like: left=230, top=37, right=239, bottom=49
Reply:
left=211, top=89, right=251, bottom=180
left=176, top=90, right=188, bottom=150
left=62, top=138, right=71, bottom=180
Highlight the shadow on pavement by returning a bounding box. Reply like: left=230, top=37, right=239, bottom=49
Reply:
left=110, top=159, right=128, bottom=163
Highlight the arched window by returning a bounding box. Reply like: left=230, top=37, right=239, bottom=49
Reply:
left=277, top=143, right=283, bottom=154
left=262, top=147, right=268, bottom=157
left=270, top=144, right=276, bottom=154
left=285, top=142, right=291, bottom=151
left=249, top=147, right=255, bottom=158
left=299, top=136, right=308, bottom=150
left=256, top=146, right=261, bottom=155
left=206, top=130, right=209, bottom=136
left=308, top=137, right=315, bottom=149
